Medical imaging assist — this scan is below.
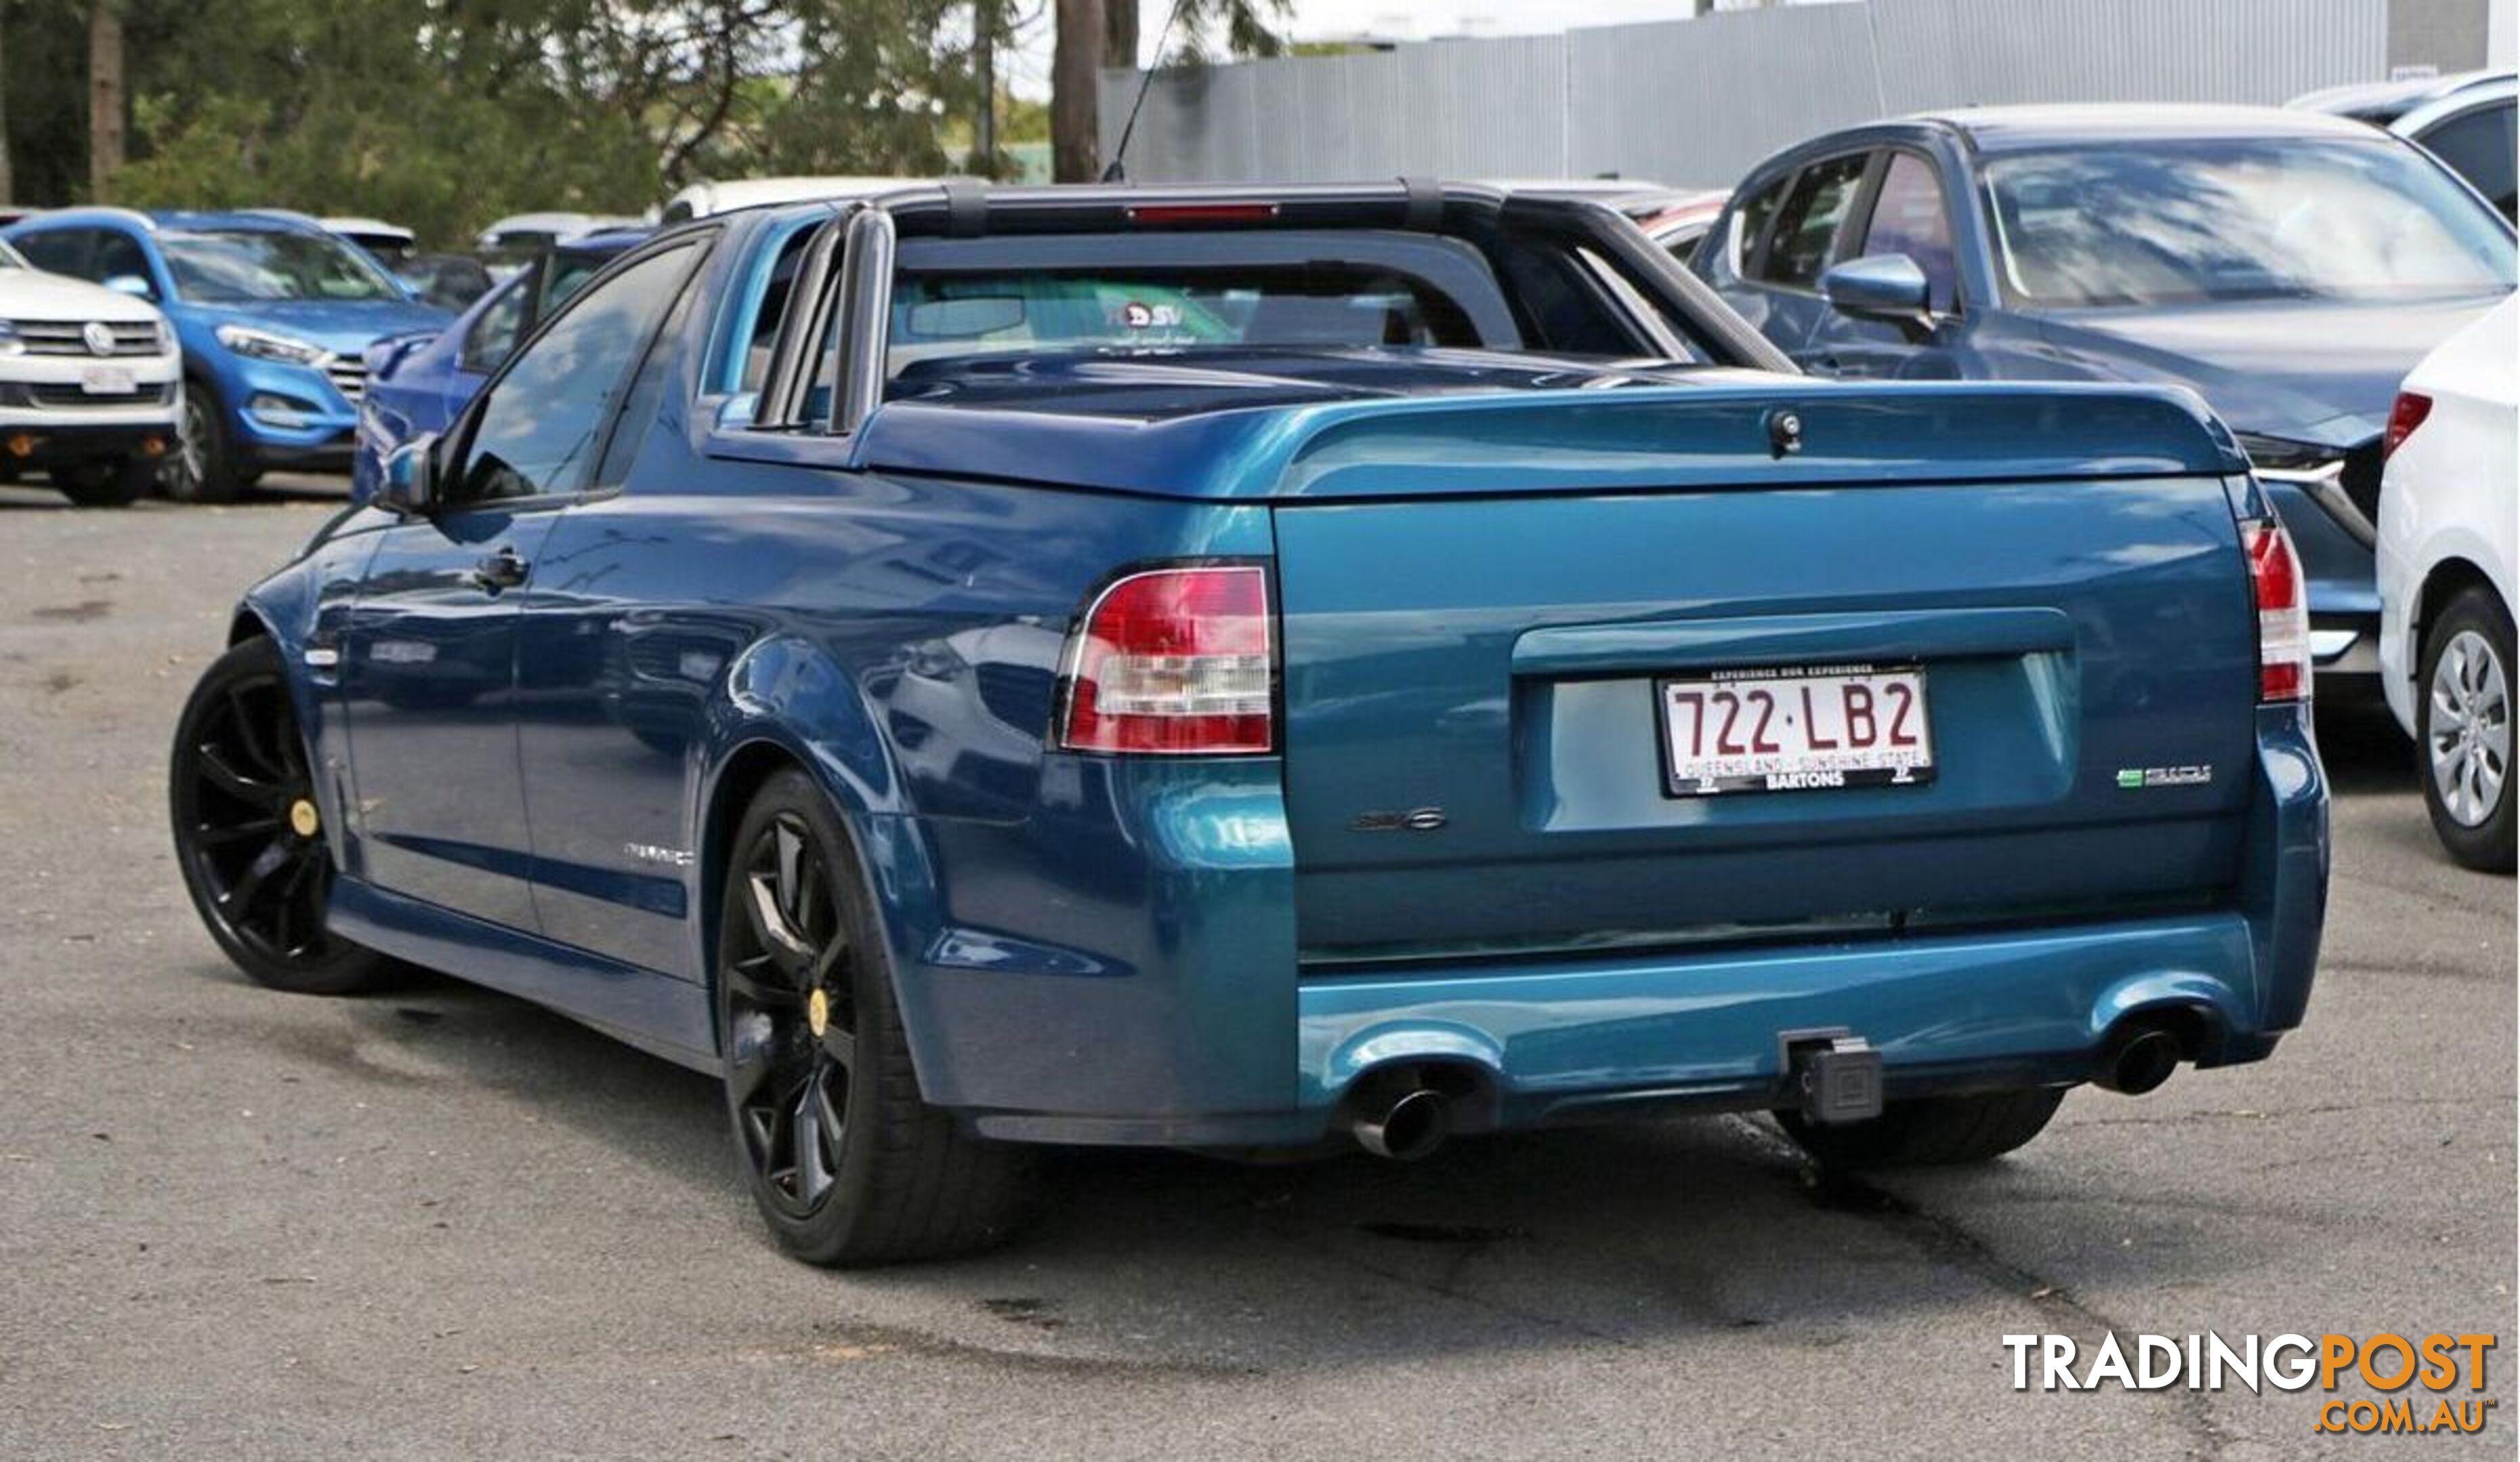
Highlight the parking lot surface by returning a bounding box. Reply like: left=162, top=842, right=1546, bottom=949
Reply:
left=1, top=483, right=2511, bottom=1459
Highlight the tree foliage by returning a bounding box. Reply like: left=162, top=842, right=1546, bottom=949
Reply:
left=1, top=0, right=1012, bottom=244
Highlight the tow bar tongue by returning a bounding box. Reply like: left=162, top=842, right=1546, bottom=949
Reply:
left=1787, top=1034, right=1885, bottom=1126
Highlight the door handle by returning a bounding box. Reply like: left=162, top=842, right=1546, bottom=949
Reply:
left=466, top=546, right=529, bottom=594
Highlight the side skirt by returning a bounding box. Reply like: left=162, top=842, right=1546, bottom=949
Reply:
left=328, top=875, right=719, bottom=1074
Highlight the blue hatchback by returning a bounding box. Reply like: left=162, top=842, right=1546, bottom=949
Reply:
left=3, top=208, right=449, bottom=501
left=1694, top=105, right=2516, bottom=681
left=353, top=230, right=643, bottom=503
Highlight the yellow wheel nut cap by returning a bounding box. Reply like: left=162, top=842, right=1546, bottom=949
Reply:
left=288, top=799, right=320, bottom=839
left=807, top=988, right=830, bottom=1038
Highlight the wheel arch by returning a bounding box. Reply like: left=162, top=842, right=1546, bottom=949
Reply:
left=227, top=604, right=273, bottom=646
left=2416, top=556, right=2504, bottom=646
left=689, top=694, right=943, bottom=1094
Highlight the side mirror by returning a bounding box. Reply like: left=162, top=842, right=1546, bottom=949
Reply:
left=102, top=273, right=156, bottom=301
left=377, top=435, right=441, bottom=515
left=1820, top=254, right=1935, bottom=337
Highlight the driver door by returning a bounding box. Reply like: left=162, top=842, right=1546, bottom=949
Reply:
left=336, top=244, right=700, bottom=930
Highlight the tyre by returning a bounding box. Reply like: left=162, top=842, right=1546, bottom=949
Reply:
left=717, top=768, right=1036, bottom=1266
left=2417, top=585, right=2516, bottom=872
left=169, top=638, right=393, bottom=994
left=160, top=380, right=244, bottom=503
left=52, top=455, right=154, bottom=508
left=1775, top=1087, right=2065, bottom=1170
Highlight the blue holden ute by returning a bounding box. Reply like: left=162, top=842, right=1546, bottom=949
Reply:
left=168, top=184, right=2329, bottom=1266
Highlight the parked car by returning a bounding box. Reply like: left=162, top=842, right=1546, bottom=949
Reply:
left=475, top=212, right=645, bottom=280
left=391, top=253, right=497, bottom=313
left=658, top=175, right=914, bottom=223
left=353, top=229, right=645, bottom=501
left=1491, top=181, right=1729, bottom=263
left=0, top=208, right=451, bottom=500
left=1694, top=104, right=2515, bottom=683
left=319, top=216, right=418, bottom=267
left=169, top=183, right=2326, bottom=1266
left=0, top=235, right=180, bottom=506
left=1627, top=187, right=1730, bottom=259
left=2377, top=294, right=2515, bottom=870
left=2292, top=70, right=2517, bottom=219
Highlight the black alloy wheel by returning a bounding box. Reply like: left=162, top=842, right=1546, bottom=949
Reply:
left=716, top=769, right=1035, bottom=1265
left=723, top=807, right=859, bottom=1217
left=169, top=638, right=389, bottom=994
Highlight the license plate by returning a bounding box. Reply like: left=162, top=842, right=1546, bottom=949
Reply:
left=1657, top=663, right=1935, bottom=797
left=78, top=366, right=135, bottom=395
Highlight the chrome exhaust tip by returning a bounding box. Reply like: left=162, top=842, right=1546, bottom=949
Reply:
left=2096, top=1025, right=2183, bottom=1096
left=1353, top=1088, right=1449, bottom=1161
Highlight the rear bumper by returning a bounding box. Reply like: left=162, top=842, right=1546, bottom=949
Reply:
left=906, top=708, right=2328, bottom=1149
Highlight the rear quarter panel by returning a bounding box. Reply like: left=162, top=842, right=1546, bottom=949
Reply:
left=521, top=408, right=1296, bottom=1113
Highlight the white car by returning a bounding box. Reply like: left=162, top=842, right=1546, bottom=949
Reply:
left=473, top=213, right=646, bottom=280
left=0, top=238, right=181, bottom=506
left=657, top=176, right=916, bottom=225
left=2377, top=294, right=2517, bottom=870
left=319, top=216, right=418, bottom=263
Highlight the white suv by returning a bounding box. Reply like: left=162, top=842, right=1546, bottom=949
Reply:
left=0, top=238, right=181, bottom=506
left=2377, top=294, right=2517, bottom=871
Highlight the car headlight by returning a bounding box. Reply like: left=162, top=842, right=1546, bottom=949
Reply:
left=214, top=323, right=328, bottom=366
left=0, top=321, right=21, bottom=358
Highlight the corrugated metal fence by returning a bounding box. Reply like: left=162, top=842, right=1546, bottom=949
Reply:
left=1100, top=0, right=2395, bottom=189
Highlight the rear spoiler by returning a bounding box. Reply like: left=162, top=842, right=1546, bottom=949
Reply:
left=851, top=380, right=2256, bottom=503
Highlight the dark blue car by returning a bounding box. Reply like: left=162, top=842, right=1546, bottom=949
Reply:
left=3, top=208, right=451, bottom=501
left=353, top=230, right=645, bottom=502
left=168, top=185, right=2326, bottom=1265
left=1695, top=105, right=2516, bottom=680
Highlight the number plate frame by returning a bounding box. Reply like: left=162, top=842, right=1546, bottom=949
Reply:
left=1653, top=662, right=1936, bottom=799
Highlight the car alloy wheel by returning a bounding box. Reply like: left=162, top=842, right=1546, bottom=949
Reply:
left=171, top=647, right=357, bottom=973
left=712, top=769, right=1035, bottom=1265
left=2427, top=627, right=2510, bottom=828
left=168, top=393, right=210, bottom=497
left=723, top=810, right=858, bottom=1218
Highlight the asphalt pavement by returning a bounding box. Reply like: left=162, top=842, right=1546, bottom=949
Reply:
left=0, top=480, right=2511, bottom=1459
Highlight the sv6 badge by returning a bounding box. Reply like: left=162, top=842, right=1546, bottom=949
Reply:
left=1350, top=807, right=1448, bottom=833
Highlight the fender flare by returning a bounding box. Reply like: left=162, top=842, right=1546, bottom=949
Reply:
left=686, top=635, right=951, bottom=1093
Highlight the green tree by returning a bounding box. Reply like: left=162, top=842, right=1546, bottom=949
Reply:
left=0, top=0, right=996, bottom=246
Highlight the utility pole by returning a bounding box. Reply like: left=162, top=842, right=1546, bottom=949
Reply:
left=88, top=1, right=125, bottom=203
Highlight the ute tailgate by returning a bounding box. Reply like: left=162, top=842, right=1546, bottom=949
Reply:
left=1267, top=387, right=2259, bottom=966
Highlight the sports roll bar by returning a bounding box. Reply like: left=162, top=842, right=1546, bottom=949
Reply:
left=789, top=179, right=1799, bottom=437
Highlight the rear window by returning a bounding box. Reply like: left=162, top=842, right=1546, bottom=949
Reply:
left=886, top=263, right=1484, bottom=374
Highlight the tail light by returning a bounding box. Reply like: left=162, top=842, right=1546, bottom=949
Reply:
left=2245, top=519, right=2312, bottom=703
left=1057, top=565, right=1275, bottom=754
left=2383, top=391, right=2433, bottom=458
